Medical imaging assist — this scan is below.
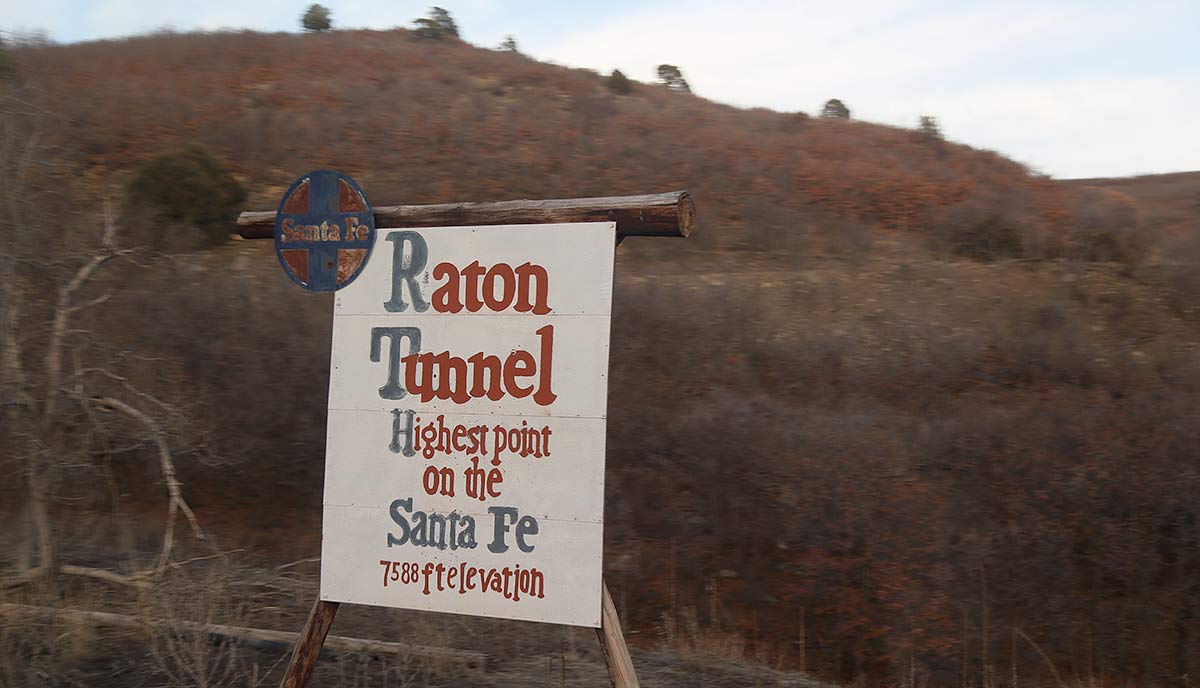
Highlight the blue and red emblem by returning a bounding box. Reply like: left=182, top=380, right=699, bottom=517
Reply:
left=273, top=170, right=376, bottom=292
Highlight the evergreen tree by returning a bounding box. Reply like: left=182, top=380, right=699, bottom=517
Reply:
left=919, top=115, right=943, bottom=140
left=301, top=4, right=332, bottom=32
left=607, top=69, right=633, bottom=95
left=414, top=7, right=460, bottom=40
left=821, top=98, right=850, bottom=119
left=127, top=145, right=246, bottom=248
left=656, top=64, right=690, bottom=93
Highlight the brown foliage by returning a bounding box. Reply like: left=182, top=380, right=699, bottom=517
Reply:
left=7, top=29, right=1090, bottom=254
left=2, top=30, right=1197, bottom=688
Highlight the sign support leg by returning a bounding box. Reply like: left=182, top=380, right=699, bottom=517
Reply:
left=279, top=598, right=340, bottom=688
left=596, top=579, right=640, bottom=688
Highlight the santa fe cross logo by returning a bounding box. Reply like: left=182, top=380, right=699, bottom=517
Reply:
left=273, top=170, right=376, bottom=292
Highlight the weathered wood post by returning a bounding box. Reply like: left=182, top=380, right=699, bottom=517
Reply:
left=238, top=189, right=694, bottom=688
left=236, top=191, right=694, bottom=240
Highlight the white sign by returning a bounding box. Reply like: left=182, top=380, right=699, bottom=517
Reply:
left=319, top=223, right=616, bottom=627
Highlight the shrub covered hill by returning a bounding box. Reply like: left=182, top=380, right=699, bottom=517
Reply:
left=21, top=28, right=1140, bottom=258
left=9, top=28, right=1200, bottom=687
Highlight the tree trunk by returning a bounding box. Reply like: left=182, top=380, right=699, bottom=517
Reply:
left=962, top=607, right=970, bottom=688
left=28, top=464, right=54, bottom=574
left=1, top=284, right=34, bottom=571
left=981, top=568, right=990, bottom=688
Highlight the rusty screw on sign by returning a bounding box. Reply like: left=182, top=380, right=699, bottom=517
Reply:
left=274, top=170, right=377, bottom=292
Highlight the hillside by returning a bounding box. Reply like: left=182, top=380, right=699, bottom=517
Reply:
left=2, top=28, right=1199, bottom=688
left=13, top=29, right=1105, bottom=254
left=1067, top=171, right=1200, bottom=251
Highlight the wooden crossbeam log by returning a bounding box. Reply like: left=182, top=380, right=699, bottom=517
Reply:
left=236, top=191, right=694, bottom=239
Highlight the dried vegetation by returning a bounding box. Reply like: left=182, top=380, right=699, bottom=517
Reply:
left=0, top=28, right=1198, bottom=688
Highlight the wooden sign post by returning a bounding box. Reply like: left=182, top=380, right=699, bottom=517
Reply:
left=237, top=190, right=694, bottom=688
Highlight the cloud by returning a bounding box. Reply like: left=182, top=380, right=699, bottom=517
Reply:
left=536, top=0, right=1049, bottom=104
left=538, top=0, right=1198, bottom=177
left=919, top=74, right=1200, bottom=178
left=3, top=0, right=1195, bottom=177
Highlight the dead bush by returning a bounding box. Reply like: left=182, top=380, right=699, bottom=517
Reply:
left=147, top=565, right=257, bottom=688
left=930, top=204, right=1024, bottom=262
left=0, top=602, right=106, bottom=686
left=659, top=607, right=746, bottom=663
left=1062, top=186, right=1145, bottom=268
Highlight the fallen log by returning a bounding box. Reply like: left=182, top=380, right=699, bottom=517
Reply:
left=0, top=603, right=486, bottom=670
left=0, top=565, right=151, bottom=591
left=236, top=190, right=694, bottom=240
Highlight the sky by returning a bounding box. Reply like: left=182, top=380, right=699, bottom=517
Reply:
left=2, top=0, right=1196, bottom=179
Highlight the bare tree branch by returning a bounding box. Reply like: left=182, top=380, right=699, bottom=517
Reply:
left=91, top=395, right=205, bottom=571
left=0, top=285, right=32, bottom=410
left=65, top=290, right=113, bottom=314
left=59, top=564, right=152, bottom=590
left=16, top=130, right=41, bottom=178
left=1015, top=628, right=1067, bottom=688
left=63, top=367, right=185, bottom=419
left=41, top=208, right=119, bottom=428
